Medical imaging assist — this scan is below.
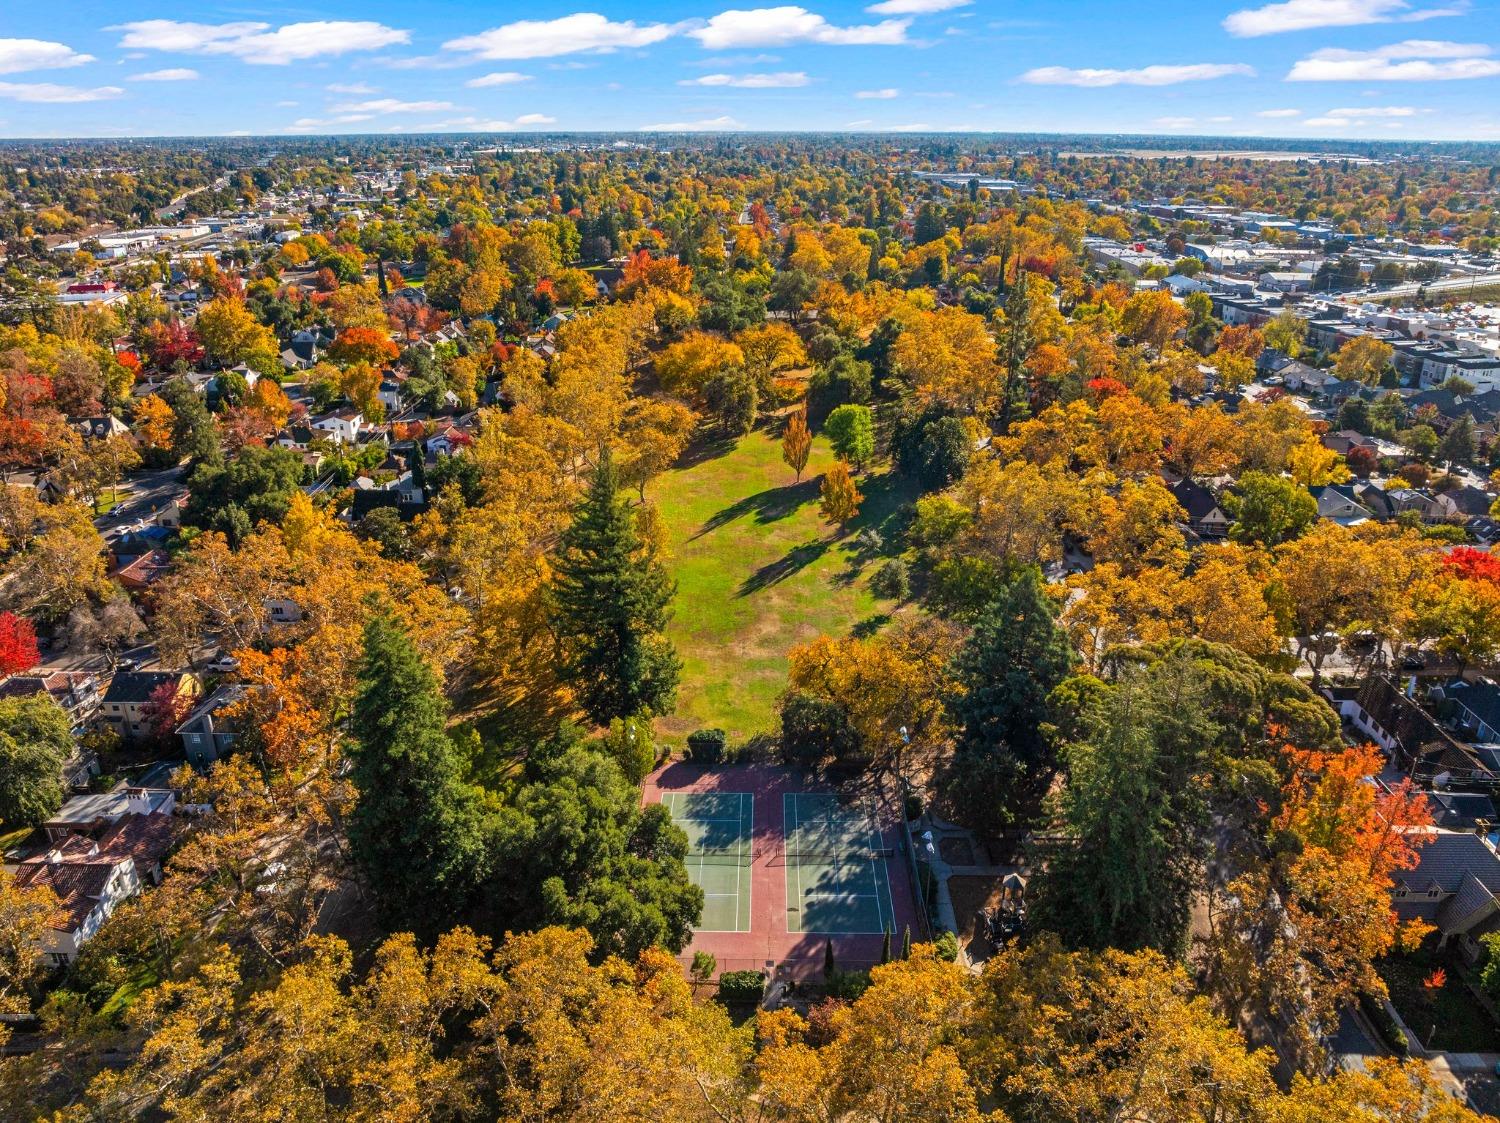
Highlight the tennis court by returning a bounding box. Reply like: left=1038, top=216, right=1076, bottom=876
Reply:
left=662, top=791, right=754, bottom=932
left=782, top=792, right=897, bottom=935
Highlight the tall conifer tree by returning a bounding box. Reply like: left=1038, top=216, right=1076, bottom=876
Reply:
left=552, top=450, right=681, bottom=723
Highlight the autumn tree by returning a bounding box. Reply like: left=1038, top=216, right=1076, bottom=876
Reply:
left=1121, top=289, right=1189, bottom=350
left=195, top=296, right=278, bottom=373
left=0, top=611, right=39, bottom=677
left=819, top=459, right=862, bottom=525
left=328, top=324, right=399, bottom=367
left=782, top=407, right=812, bottom=482
left=1333, top=336, right=1396, bottom=386
left=617, top=396, right=697, bottom=499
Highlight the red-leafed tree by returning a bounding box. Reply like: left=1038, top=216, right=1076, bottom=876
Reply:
left=142, top=681, right=194, bottom=745
left=0, top=612, right=40, bottom=677
left=1346, top=445, right=1379, bottom=478
left=143, top=320, right=205, bottom=370
left=1442, top=545, right=1500, bottom=584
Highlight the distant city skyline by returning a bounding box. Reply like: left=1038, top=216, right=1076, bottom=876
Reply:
left=0, top=0, right=1498, bottom=139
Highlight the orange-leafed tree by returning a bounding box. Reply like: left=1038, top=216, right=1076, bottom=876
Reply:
left=328, top=325, right=399, bottom=368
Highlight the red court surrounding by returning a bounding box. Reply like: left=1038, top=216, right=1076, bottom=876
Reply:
left=645, top=760, right=924, bottom=980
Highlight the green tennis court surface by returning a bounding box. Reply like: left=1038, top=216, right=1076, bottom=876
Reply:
left=783, top=792, right=896, bottom=935
left=663, top=792, right=753, bottom=932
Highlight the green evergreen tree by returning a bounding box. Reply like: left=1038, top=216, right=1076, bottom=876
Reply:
left=947, top=568, right=1075, bottom=831
left=347, top=610, right=491, bottom=934
left=880, top=927, right=892, bottom=964
left=0, top=694, right=74, bottom=828
left=552, top=451, right=681, bottom=724
left=902, top=925, right=912, bottom=960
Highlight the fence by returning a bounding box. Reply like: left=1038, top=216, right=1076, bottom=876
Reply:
left=896, top=771, right=935, bottom=940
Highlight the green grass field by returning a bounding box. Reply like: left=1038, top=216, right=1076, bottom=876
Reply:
left=653, top=428, right=911, bottom=745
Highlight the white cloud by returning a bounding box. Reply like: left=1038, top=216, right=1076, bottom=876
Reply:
left=0, top=81, right=123, bottom=103
left=1257, top=107, right=1303, bottom=116
left=690, top=7, right=911, bottom=49
left=638, top=114, right=744, bottom=131
left=130, top=68, right=199, bottom=82
left=1020, top=63, right=1255, bottom=86
left=1224, top=0, right=1462, bottom=37
left=1325, top=104, right=1422, bottom=115
left=110, top=20, right=409, bottom=65
left=276, top=99, right=298, bottom=107
left=846, top=118, right=874, bottom=126
left=409, top=114, right=554, bottom=130
left=1155, top=116, right=1197, bottom=128
left=466, top=71, right=532, bottom=87
left=445, top=14, right=676, bottom=60
left=888, top=122, right=933, bottom=131
left=681, top=71, right=810, bottom=86
left=1287, top=40, right=1500, bottom=80
left=330, top=98, right=456, bottom=114
left=857, top=87, right=900, bottom=98
left=866, top=0, right=971, bottom=12
left=0, top=39, right=94, bottom=74
left=327, top=82, right=377, bottom=94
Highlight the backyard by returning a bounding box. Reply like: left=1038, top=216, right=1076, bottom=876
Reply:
left=1379, top=939, right=1500, bottom=1053
left=653, top=428, right=911, bottom=745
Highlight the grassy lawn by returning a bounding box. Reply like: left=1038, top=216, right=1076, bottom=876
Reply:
left=1379, top=941, right=1500, bottom=1052
left=0, top=823, right=33, bottom=856
left=653, top=427, right=912, bottom=746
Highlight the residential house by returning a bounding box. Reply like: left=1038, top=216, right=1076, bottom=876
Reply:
left=312, top=407, right=363, bottom=446
left=1439, top=485, right=1495, bottom=520
left=0, top=670, right=104, bottom=733
left=113, top=549, right=173, bottom=598
left=1308, top=483, right=1374, bottom=526
left=1433, top=680, right=1500, bottom=744
left=1167, top=478, right=1231, bottom=539
left=1386, top=487, right=1450, bottom=522
left=266, top=596, right=304, bottom=625
left=74, top=415, right=130, bottom=441
left=176, top=684, right=244, bottom=769
left=99, top=671, right=201, bottom=741
left=1391, top=827, right=1500, bottom=960
left=1321, top=430, right=1380, bottom=457
left=11, top=805, right=175, bottom=966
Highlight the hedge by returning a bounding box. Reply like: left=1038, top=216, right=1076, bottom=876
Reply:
left=717, top=969, right=766, bottom=1004
left=687, top=728, right=729, bottom=765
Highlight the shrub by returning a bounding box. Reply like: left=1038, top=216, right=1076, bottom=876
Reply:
left=1360, top=992, right=1410, bottom=1056
left=686, top=728, right=729, bottom=765
left=904, top=792, right=924, bottom=821
left=717, top=969, right=766, bottom=1004
left=599, top=714, right=656, bottom=784
left=780, top=692, right=857, bottom=766
left=933, top=930, right=959, bottom=962
left=690, top=950, right=717, bottom=985
left=870, top=558, right=910, bottom=601
left=824, top=969, right=871, bottom=1001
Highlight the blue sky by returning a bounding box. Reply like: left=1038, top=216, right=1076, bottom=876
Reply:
left=0, top=1, right=1497, bottom=139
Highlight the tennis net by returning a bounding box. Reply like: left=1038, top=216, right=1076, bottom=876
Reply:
left=686, top=846, right=895, bottom=864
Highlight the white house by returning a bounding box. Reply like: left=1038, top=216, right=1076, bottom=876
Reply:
left=312, top=407, right=363, bottom=446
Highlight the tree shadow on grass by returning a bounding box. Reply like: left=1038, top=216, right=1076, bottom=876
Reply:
left=851, top=613, right=891, bottom=639
left=693, top=477, right=820, bottom=540
left=675, top=429, right=741, bottom=471
left=737, top=538, right=830, bottom=597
